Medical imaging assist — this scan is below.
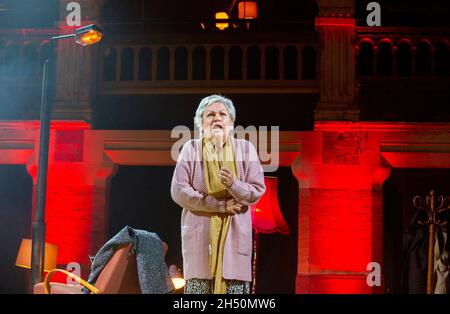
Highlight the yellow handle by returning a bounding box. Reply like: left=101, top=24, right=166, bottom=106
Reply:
left=44, top=269, right=101, bottom=294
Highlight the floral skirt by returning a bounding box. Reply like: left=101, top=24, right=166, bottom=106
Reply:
left=184, top=278, right=251, bottom=294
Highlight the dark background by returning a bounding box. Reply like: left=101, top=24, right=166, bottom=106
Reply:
left=0, top=166, right=33, bottom=293
left=383, top=168, right=450, bottom=294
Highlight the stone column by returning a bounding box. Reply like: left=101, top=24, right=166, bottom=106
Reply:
left=26, top=121, right=117, bottom=278
left=291, top=122, right=388, bottom=293
left=315, top=0, right=359, bottom=121
left=52, top=0, right=104, bottom=123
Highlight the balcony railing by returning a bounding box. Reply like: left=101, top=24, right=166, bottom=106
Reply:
left=98, top=41, right=319, bottom=95
left=1, top=27, right=319, bottom=95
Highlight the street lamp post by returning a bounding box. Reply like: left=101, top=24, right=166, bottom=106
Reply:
left=30, top=24, right=103, bottom=292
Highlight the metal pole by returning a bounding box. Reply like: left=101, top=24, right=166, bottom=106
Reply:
left=251, top=230, right=259, bottom=294
left=30, top=46, right=53, bottom=292
left=426, top=223, right=436, bottom=294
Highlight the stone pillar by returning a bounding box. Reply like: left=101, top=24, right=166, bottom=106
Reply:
left=315, top=0, right=359, bottom=121
left=26, top=121, right=117, bottom=278
left=52, top=0, right=104, bottom=123
left=292, top=123, right=388, bottom=293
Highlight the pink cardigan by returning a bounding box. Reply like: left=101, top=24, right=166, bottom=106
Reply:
left=170, top=138, right=266, bottom=282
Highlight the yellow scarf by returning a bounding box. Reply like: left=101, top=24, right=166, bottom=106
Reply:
left=202, top=137, right=238, bottom=294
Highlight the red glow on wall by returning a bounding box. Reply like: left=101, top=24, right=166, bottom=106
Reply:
left=382, top=152, right=450, bottom=168
left=54, top=129, right=84, bottom=162
left=297, top=274, right=373, bottom=294
left=307, top=189, right=372, bottom=272
left=315, top=17, right=356, bottom=28
left=1, top=120, right=90, bottom=131
left=311, top=165, right=377, bottom=189
left=44, top=180, right=94, bottom=267
left=58, top=25, right=81, bottom=33
left=25, top=121, right=94, bottom=275
left=0, top=149, right=33, bottom=165
left=297, top=121, right=381, bottom=293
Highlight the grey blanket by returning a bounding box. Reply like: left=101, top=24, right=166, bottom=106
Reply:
left=86, top=226, right=175, bottom=294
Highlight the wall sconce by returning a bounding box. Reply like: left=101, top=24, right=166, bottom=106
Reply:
left=16, top=239, right=58, bottom=272
left=215, top=12, right=230, bottom=30
left=238, top=1, right=258, bottom=19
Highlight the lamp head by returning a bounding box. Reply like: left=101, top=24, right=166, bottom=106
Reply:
left=75, top=24, right=103, bottom=46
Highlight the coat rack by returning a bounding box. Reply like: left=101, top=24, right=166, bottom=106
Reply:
left=413, top=190, right=450, bottom=294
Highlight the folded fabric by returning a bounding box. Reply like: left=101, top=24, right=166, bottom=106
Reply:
left=86, top=225, right=174, bottom=294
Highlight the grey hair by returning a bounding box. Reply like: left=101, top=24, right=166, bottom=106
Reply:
left=194, top=94, right=236, bottom=132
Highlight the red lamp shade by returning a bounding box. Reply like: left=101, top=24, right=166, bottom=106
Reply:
left=251, top=177, right=290, bottom=234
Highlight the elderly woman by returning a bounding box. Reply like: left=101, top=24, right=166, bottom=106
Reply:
left=171, top=94, right=266, bottom=294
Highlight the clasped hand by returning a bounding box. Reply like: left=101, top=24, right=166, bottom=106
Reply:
left=224, top=198, right=245, bottom=215
left=219, top=167, right=244, bottom=215
left=219, top=167, right=234, bottom=188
